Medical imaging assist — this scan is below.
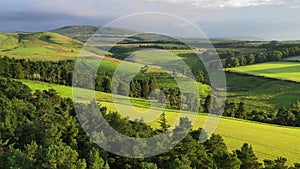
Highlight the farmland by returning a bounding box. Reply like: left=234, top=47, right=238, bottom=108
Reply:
left=228, top=62, right=300, bottom=83
left=226, top=72, right=300, bottom=111
left=22, top=80, right=300, bottom=165
left=2, top=25, right=300, bottom=168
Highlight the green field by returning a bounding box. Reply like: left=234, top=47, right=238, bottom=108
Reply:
left=5, top=27, right=300, bottom=165
left=0, top=32, right=89, bottom=61
left=80, top=55, right=211, bottom=97
left=226, top=72, right=300, bottom=111
left=228, top=62, right=300, bottom=82
left=21, top=80, right=300, bottom=165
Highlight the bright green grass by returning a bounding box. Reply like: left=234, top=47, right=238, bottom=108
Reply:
left=117, top=51, right=300, bottom=111
left=226, top=72, right=300, bottom=111
left=0, top=34, right=7, bottom=40
left=228, top=62, right=300, bottom=82
left=10, top=47, right=55, bottom=55
left=21, top=80, right=300, bottom=165
left=0, top=32, right=84, bottom=61
left=0, top=33, right=19, bottom=50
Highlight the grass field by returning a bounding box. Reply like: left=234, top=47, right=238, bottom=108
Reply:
left=226, top=72, right=300, bottom=111
left=21, top=80, right=300, bottom=165
left=80, top=55, right=211, bottom=97
left=0, top=32, right=87, bottom=61
left=228, top=62, right=300, bottom=82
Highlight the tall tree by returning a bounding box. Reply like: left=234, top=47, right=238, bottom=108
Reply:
left=236, top=102, right=246, bottom=119
left=158, top=111, right=170, bottom=132
left=236, top=143, right=262, bottom=169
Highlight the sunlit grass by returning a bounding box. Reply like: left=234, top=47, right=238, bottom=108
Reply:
left=21, top=80, right=300, bottom=165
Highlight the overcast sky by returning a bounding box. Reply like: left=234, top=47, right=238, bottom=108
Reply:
left=1, top=0, right=300, bottom=40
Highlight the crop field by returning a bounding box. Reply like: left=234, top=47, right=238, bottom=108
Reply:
left=21, top=80, right=300, bottom=165
left=228, top=62, right=300, bottom=82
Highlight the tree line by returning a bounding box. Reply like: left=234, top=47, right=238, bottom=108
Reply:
left=219, top=46, right=300, bottom=68
left=3, top=55, right=300, bottom=127
left=0, top=76, right=299, bottom=168
left=203, top=97, right=300, bottom=127
left=0, top=56, right=204, bottom=111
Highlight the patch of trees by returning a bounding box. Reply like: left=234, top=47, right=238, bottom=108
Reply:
left=220, top=46, right=300, bottom=68
left=128, top=79, right=200, bottom=111
left=138, top=44, right=190, bottom=50
left=249, top=102, right=300, bottom=127
left=0, top=56, right=205, bottom=111
left=0, top=56, right=74, bottom=85
left=0, top=76, right=299, bottom=168
left=3, top=55, right=300, bottom=127
left=213, top=41, right=254, bottom=48
left=206, top=97, right=300, bottom=127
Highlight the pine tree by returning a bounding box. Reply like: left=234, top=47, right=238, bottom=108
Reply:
left=236, top=102, right=246, bottom=119
left=203, top=95, right=211, bottom=113
left=236, top=143, right=262, bottom=169
left=88, top=148, right=107, bottom=169
left=158, top=112, right=170, bottom=132
left=213, top=152, right=242, bottom=169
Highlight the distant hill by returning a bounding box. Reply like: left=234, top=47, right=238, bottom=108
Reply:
left=0, top=32, right=86, bottom=61
left=51, top=25, right=141, bottom=42
left=210, top=36, right=265, bottom=41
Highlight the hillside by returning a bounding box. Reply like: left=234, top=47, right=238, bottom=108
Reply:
left=0, top=32, right=85, bottom=61
left=21, top=79, right=300, bottom=165
left=51, top=25, right=142, bottom=42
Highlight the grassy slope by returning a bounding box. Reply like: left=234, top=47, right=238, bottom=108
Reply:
left=51, top=25, right=142, bottom=42
left=228, top=62, right=300, bottom=83
left=226, top=72, right=300, bottom=111
left=0, top=32, right=86, bottom=61
left=21, top=80, right=300, bottom=165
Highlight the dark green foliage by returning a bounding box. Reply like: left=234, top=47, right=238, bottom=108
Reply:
left=236, top=102, right=246, bottom=119
left=221, top=46, right=300, bottom=68
left=222, top=99, right=300, bottom=127
left=0, top=56, right=195, bottom=110
left=0, top=77, right=298, bottom=168
left=236, top=143, right=262, bottom=169
left=203, top=95, right=211, bottom=113
left=275, top=108, right=296, bottom=126
left=264, top=157, right=289, bottom=169
left=213, top=152, right=242, bottom=169
left=158, top=112, right=170, bottom=132
left=194, top=70, right=205, bottom=83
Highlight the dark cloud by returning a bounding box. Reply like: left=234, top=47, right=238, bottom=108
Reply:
left=0, top=0, right=300, bottom=40
left=0, top=11, right=115, bottom=32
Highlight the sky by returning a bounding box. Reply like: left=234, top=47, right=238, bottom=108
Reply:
left=1, top=0, right=300, bottom=40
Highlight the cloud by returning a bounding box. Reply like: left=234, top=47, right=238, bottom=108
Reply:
left=1, top=0, right=300, bottom=40
left=144, top=0, right=298, bottom=8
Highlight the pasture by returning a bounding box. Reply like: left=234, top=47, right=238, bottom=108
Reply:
left=226, top=72, right=300, bottom=111
left=228, top=62, right=300, bottom=82
left=0, top=32, right=85, bottom=61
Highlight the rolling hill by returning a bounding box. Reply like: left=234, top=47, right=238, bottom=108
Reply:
left=0, top=32, right=85, bottom=61
left=51, top=25, right=142, bottom=42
